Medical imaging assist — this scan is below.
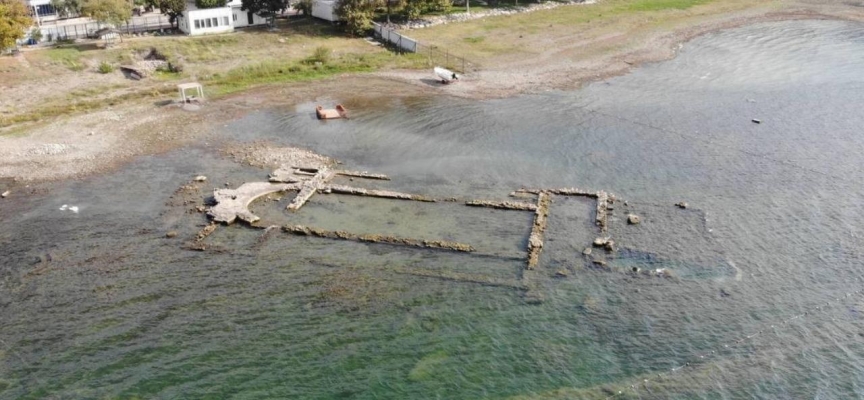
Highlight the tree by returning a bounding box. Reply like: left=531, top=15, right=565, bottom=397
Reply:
left=59, top=0, right=82, bottom=17
left=0, top=0, right=32, bottom=51
left=81, top=0, right=132, bottom=26
left=335, top=0, right=381, bottom=36
left=292, top=0, right=311, bottom=16
left=68, top=0, right=82, bottom=15
left=241, top=0, right=284, bottom=28
left=157, top=0, right=185, bottom=26
left=403, top=0, right=421, bottom=19
left=403, top=0, right=448, bottom=19
left=194, top=0, right=226, bottom=8
left=28, top=26, right=42, bottom=42
left=51, top=0, right=70, bottom=18
left=384, top=0, right=404, bottom=24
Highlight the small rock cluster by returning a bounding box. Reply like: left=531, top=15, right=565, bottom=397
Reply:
left=27, top=144, right=70, bottom=156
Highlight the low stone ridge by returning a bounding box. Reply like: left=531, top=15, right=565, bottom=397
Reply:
left=335, top=170, right=390, bottom=180
left=596, top=191, right=609, bottom=233
left=526, top=192, right=551, bottom=269
left=287, top=168, right=336, bottom=211
left=465, top=200, right=537, bottom=211
left=282, top=225, right=475, bottom=252
left=325, top=184, right=436, bottom=202
left=392, top=266, right=527, bottom=290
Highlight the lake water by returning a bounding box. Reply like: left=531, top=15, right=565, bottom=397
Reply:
left=2, top=19, right=864, bottom=399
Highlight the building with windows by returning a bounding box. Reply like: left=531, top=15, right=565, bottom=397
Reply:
left=226, top=0, right=269, bottom=28
left=26, top=0, right=58, bottom=22
left=177, top=0, right=267, bottom=36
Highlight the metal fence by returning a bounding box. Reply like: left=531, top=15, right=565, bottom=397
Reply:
left=39, top=16, right=173, bottom=41
left=415, top=42, right=478, bottom=74
left=372, top=22, right=478, bottom=74
left=372, top=23, right=417, bottom=53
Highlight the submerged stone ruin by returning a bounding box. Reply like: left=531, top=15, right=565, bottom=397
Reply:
left=198, top=161, right=677, bottom=302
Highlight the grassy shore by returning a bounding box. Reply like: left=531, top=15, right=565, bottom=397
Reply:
left=0, top=18, right=427, bottom=128
left=407, top=0, right=775, bottom=64
left=2, top=0, right=858, bottom=130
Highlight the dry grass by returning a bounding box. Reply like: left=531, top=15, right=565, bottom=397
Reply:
left=1, top=18, right=426, bottom=129
left=407, top=0, right=774, bottom=64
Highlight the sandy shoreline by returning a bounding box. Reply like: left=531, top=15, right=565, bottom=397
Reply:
left=0, top=1, right=862, bottom=186
left=377, top=6, right=864, bottom=99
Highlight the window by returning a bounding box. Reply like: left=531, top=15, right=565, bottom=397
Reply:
left=194, top=20, right=200, bottom=29
left=205, top=18, right=212, bottom=28
left=35, top=4, right=56, bottom=16
left=224, top=16, right=229, bottom=26
left=212, top=18, right=217, bottom=26
left=233, top=13, right=237, bottom=22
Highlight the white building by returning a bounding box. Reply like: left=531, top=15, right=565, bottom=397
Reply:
left=178, top=0, right=267, bottom=36
left=311, top=0, right=338, bottom=22
left=26, top=0, right=59, bottom=22
left=226, top=0, right=269, bottom=28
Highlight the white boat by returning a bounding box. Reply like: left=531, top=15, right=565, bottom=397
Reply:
left=434, top=66, right=459, bottom=84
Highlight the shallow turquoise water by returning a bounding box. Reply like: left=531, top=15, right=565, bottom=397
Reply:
left=2, top=20, right=864, bottom=399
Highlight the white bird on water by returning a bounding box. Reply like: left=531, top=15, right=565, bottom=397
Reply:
left=59, top=204, right=79, bottom=213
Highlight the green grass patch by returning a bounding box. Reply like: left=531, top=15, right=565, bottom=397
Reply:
left=129, top=35, right=242, bottom=64
left=209, top=60, right=375, bottom=95
left=41, top=47, right=86, bottom=71
left=463, top=36, right=485, bottom=43
left=208, top=52, right=427, bottom=95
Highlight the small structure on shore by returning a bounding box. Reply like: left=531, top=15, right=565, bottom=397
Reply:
left=434, top=66, right=459, bottom=84
left=316, top=105, right=347, bottom=119
left=178, top=82, right=204, bottom=103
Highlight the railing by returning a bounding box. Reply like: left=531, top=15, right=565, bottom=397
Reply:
left=415, top=42, right=478, bottom=74
left=372, top=22, right=478, bottom=74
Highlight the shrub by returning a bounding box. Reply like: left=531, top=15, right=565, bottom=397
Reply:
left=29, top=27, right=43, bottom=43
left=293, top=0, right=312, bottom=15
left=194, top=0, right=226, bottom=8
left=97, top=61, right=115, bottom=73
left=308, top=46, right=332, bottom=64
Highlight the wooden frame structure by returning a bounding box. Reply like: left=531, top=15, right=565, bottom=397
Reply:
left=177, top=82, right=204, bottom=103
